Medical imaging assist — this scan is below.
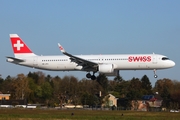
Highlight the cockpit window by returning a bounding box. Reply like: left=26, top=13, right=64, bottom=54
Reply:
left=162, top=57, right=170, bottom=60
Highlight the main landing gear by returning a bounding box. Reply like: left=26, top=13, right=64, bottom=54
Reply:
left=86, top=72, right=96, bottom=80
left=154, top=69, right=158, bottom=78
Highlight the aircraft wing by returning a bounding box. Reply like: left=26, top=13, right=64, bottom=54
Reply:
left=58, top=43, right=98, bottom=71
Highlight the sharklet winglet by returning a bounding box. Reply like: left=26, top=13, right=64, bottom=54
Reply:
left=58, top=43, right=65, bottom=53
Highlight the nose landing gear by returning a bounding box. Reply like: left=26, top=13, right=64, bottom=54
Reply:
left=154, top=69, right=158, bottom=78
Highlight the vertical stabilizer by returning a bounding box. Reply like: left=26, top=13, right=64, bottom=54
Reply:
left=10, top=34, right=37, bottom=58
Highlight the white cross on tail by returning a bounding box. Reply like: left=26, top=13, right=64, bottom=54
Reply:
left=14, top=40, right=24, bottom=51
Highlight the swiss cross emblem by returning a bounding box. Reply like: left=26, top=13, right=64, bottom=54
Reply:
left=59, top=46, right=63, bottom=50
left=14, top=40, right=24, bottom=51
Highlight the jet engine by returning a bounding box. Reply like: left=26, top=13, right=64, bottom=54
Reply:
left=98, top=64, right=114, bottom=73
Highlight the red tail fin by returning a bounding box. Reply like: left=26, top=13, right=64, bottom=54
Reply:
left=10, top=34, right=36, bottom=57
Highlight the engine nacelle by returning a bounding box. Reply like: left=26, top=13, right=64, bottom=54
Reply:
left=98, top=64, right=114, bottom=74
left=104, top=70, right=119, bottom=76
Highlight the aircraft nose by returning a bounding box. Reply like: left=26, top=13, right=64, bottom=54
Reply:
left=165, top=60, right=175, bottom=68
left=171, top=61, right=175, bottom=67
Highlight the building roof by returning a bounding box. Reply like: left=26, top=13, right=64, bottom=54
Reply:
left=142, top=95, right=154, bottom=100
left=142, top=94, right=163, bottom=101
left=0, top=94, right=11, bottom=97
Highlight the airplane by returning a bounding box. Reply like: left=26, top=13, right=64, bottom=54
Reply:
left=6, top=34, right=175, bottom=80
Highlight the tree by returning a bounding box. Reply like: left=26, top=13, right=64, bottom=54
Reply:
left=27, top=72, right=39, bottom=84
left=170, top=80, right=180, bottom=107
left=28, top=71, right=45, bottom=85
left=45, top=74, right=52, bottom=82
left=141, top=75, right=152, bottom=95
left=81, top=92, right=99, bottom=107
left=58, top=93, right=66, bottom=108
left=0, top=76, right=4, bottom=90
left=12, top=74, right=31, bottom=100
left=114, top=80, right=130, bottom=98
left=154, top=78, right=173, bottom=95
left=154, top=78, right=173, bottom=108
left=126, top=78, right=142, bottom=100
left=27, top=77, right=37, bottom=103
left=96, top=74, right=109, bottom=93
left=161, top=86, right=171, bottom=108
left=114, top=75, right=124, bottom=83
left=41, top=82, right=53, bottom=99
left=0, top=76, right=14, bottom=98
left=51, top=76, right=61, bottom=96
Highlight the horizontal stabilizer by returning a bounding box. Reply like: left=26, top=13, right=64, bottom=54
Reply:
left=6, top=56, right=25, bottom=62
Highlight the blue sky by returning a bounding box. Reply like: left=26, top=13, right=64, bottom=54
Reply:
left=0, top=0, right=179, bottom=86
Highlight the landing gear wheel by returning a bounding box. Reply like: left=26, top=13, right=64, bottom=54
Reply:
left=91, top=75, right=96, bottom=80
left=153, top=69, right=158, bottom=78
left=154, top=75, right=158, bottom=78
left=86, top=73, right=91, bottom=78
left=86, top=72, right=97, bottom=80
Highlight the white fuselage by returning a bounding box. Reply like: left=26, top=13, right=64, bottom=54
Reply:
left=7, top=34, right=175, bottom=79
left=8, top=54, right=175, bottom=72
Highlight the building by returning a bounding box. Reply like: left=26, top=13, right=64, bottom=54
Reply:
left=142, top=94, right=163, bottom=108
left=131, top=94, right=163, bottom=111
left=0, top=92, right=27, bottom=108
left=102, top=94, right=118, bottom=107
left=0, top=94, right=11, bottom=100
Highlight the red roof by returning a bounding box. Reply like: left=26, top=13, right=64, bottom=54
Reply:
left=149, top=97, right=157, bottom=101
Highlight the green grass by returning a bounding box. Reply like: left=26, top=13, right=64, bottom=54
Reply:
left=0, top=108, right=179, bottom=120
